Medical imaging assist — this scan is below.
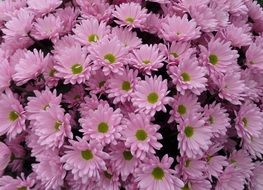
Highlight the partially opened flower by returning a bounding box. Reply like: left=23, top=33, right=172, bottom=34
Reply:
left=0, top=89, right=26, bottom=140
left=132, top=75, right=171, bottom=117
left=134, top=155, right=184, bottom=190
left=122, top=113, right=162, bottom=160
left=86, top=70, right=109, bottom=95
left=61, top=137, right=109, bottom=183
left=113, top=2, right=148, bottom=29
left=246, top=43, right=263, bottom=71
left=96, top=168, right=121, bottom=190
left=80, top=103, right=123, bottom=145
left=27, top=0, right=62, bottom=15
left=243, top=131, right=263, bottom=159
left=63, top=85, right=85, bottom=108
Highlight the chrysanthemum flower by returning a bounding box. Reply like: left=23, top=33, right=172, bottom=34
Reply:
left=33, top=106, right=72, bottom=149
left=122, top=113, right=162, bottom=160
left=86, top=70, right=109, bottom=95
left=132, top=75, right=171, bottom=117
left=61, top=137, right=109, bottom=183
left=161, top=14, right=201, bottom=42
left=134, top=155, right=184, bottom=190
left=203, top=103, right=230, bottom=137
left=182, top=178, right=212, bottom=190
left=13, top=49, right=50, bottom=86
left=113, top=2, right=148, bottom=29
left=0, top=58, right=14, bottom=92
left=109, top=142, right=140, bottom=180
left=89, top=37, right=128, bottom=75
left=80, top=103, right=123, bottom=145
left=96, top=168, right=121, bottom=190
left=54, top=44, right=91, bottom=84
left=227, top=0, right=248, bottom=16
left=73, top=17, right=110, bottom=46
left=200, top=38, right=239, bottom=75
left=235, top=101, right=263, bottom=139
left=27, top=0, right=62, bottom=15
left=0, top=142, right=11, bottom=176
left=0, top=174, right=35, bottom=190
left=130, top=44, right=165, bottom=75
left=249, top=162, right=263, bottom=190
left=246, top=43, right=263, bottom=71
left=63, top=85, right=85, bottom=108
left=178, top=114, right=212, bottom=158
left=107, top=67, right=139, bottom=104
left=243, top=131, right=263, bottom=159
left=169, top=57, right=207, bottom=95
left=0, top=89, right=26, bottom=140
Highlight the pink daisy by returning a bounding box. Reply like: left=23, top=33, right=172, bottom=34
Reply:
left=249, top=162, right=263, bottom=190
left=61, top=137, right=109, bottom=183
left=0, top=0, right=27, bottom=23
left=132, top=75, right=171, bottom=117
left=178, top=114, right=212, bottom=158
left=200, top=38, right=239, bottom=75
left=89, top=37, right=128, bottom=75
left=54, top=44, right=91, bottom=84
left=0, top=174, right=35, bottom=190
left=13, top=49, right=50, bottom=86
left=79, top=103, right=123, bottom=145
left=73, top=17, right=110, bottom=46
left=0, top=89, right=26, bottom=140
left=243, top=131, right=263, bottom=159
left=109, top=142, right=140, bottom=180
left=96, top=168, right=121, bottom=190
left=63, top=85, right=85, bottom=108
left=0, top=58, right=14, bottom=92
left=134, top=155, right=184, bottom=190
left=246, top=43, right=263, bottom=71
left=106, top=67, right=139, bottom=104
left=113, top=2, right=148, bottom=29
left=203, top=103, right=230, bottom=137
left=33, top=106, right=72, bottom=149
left=161, top=14, right=201, bottom=42
left=86, top=70, right=109, bottom=95
left=235, top=101, right=263, bottom=139
left=122, top=113, right=162, bottom=160
left=27, top=0, right=62, bottom=15
left=130, top=44, right=165, bottom=75
left=169, top=57, right=207, bottom=95
left=0, top=142, right=11, bottom=176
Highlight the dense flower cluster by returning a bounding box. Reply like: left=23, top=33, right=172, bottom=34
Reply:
left=0, top=0, right=263, bottom=189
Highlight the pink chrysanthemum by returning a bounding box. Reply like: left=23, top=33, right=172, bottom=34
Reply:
left=182, top=178, right=212, bottom=190
left=246, top=43, right=263, bottom=71
left=113, top=2, right=148, bottom=29
left=200, top=38, right=239, bottom=75
left=134, top=155, right=184, bottom=190
left=0, top=89, right=26, bottom=140
left=106, top=67, right=139, bottom=104
left=109, top=142, right=140, bottom=180
left=130, top=44, right=165, bottom=75
left=89, top=37, right=128, bottom=75
left=169, top=57, right=207, bottom=95
left=235, top=101, right=263, bottom=139
left=0, top=174, right=35, bottom=190
left=27, top=0, right=62, bottom=15
left=227, top=0, right=248, bottom=16
left=80, top=103, right=123, bottom=145
left=161, top=14, right=201, bottom=42
left=203, top=103, right=230, bottom=137
left=249, top=162, right=263, bottom=190
left=122, top=113, right=162, bottom=160
left=0, top=58, right=14, bottom=92
left=243, top=131, right=263, bottom=159
left=178, top=114, right=212, bottom=158
left=86, top=70, right=109, bottom=95
left=132, top=75, right=171, bottom=116
left=13, top=49, right=50, bottom=86
left=61, top=137, right=109, bottom=183
left=96, top=168, right=121, bottom=190
left=54, top=44, right=91, bottom=84
left=33, top=106, right=72, bottom=149
left=73, top=17, right=110, bottom=46
left=0, top=142, right=11, bottom=176
left=63, top=85, right=85, bottom=108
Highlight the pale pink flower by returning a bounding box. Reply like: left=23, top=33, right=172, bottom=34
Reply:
left=0, top=174, right=35, bottom=190
left=130, top=44, right=165, bottom=75
left=25, top=132, right=49, bottom=158
left=0, top=89, right=26, bottom=140
left=182, top=178, right=212, bottom=190
left=246, top=43, right=263, bottom=71
left=243, top=131, right=263, bottom=159
left=61, top=137, right=109, bottom=183
left=27, top=0, right=62, bottom=15
left=0, top=0, right=27, bottom=23
left=0, top=59, right=14, bottom=92
left=0, top=142, right=11, bottom=176
left=227, top=0, right=248, bottom=16
left=80, top=103, right=123, bottom=145
left=249, top=162, right=263, bottom=190
left=122, top=113, right=162, bottom=160
left=132, top=75, right=171, bottom=117
left=134, top=155, right=184, bottom=190
left=54, top=44, right=91, bottom=84
left=161, top=14, right=201, bottom=42
left=113, top=2, right=148, bottom=29
left=86, top=70, right=109, bottom=95
left=73, top=17, right=110, bottom=46
left=96, top=168, right=121, bottom=190
left=63, top=85, right=85, bottom=108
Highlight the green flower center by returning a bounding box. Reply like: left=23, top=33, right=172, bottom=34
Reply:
left=185, top=159, right=191, bottom=167
left=171, top=52, right=178, bottom=58
left=209, top=54, right=218, bottom=65
left=104, top=53, right=116, bottom=64
left=147, top=92, right=159, bottom=104
left=122, top=81, right=131, bottom=91
left=104, top=171, right=112, bottom=179
left=81, top=149, right=93, bottom=160
left=54, top=120, right=62, bottom=131
left=71, top=64, right=83, bottom=74
left=99, top=80, right=106, bottom=88
left=242, top=118, right=248, bottom=128
left=181, top=183, right=190, bottom=190
left=17, top=187, right=27, bottom=190
left=123, top=150, right=133, bottom=161
left=125, top=17, right=134, bottom=23
left=208, top=116, right=214, bottom=124
left=151, top=167, right=165, bottom=180
left=135, top=129, right=148, bottom=141
left=142, top=59, right=151, bottom=64
left=49, top=69, right=57, bottom=77
left=181, top=72, right=191, bottom=82
left=88, top=34, right=99, bottom=42
left=97, top=122, right=109, bottom=133
left=184, top=125, right=194, bottom=138
left=177, top=104, right=186, bottom=115
left=9, top=111, right=19, bottom=121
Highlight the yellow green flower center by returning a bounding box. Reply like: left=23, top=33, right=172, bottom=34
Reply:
left=97, top=122, right=109, bottom=133
left=142, top=59, right=151, bottom=64
left=242, top=117, right=248, bottom=128
left=135, top=129, right=148, bottom=141
left=181, top=72, right=191, bottom=82
left=122, top=81, right=131, bottom=91
left=49, top=69, right=57, bottom=77
left=104, top=53, right=116, bottom=64
left=171, top=52, right=178, bottom=58
left=54, top=120, right=62, bottom=131
left=184, top=125, right=194, bottom=137
left=71, top=64, right=83, bottom=74
left=209, top=54, right=218, bottom=65
left=177, top=104, right=186, bottom=115
left=125, top=17, right=134, bottom=23
left=123, top=150, right=133, bottom=160
left=208, top=116, right=214, bottom=124
left=185, top=159, right=191, bottom=167
left=9, top=111, right=19, bottom=121
left=151, top=167, right=165, bottom=180
left=17, top=187, right=27, bottom=190
left=81, top=149, right=93, bottom=160
left=147, top=92, right=159, bottom=104
left=99, top=80, right=106, bottom=88
left=181, top=183, right=190, bottom=190
left=88, top=34, right=99, bottom=42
